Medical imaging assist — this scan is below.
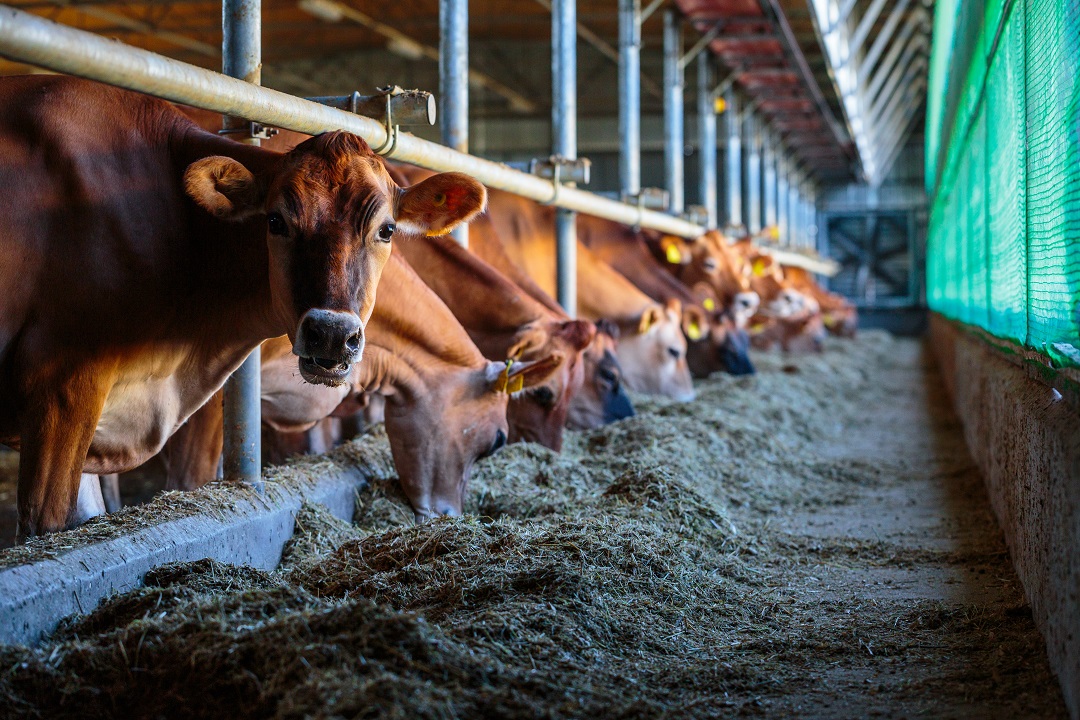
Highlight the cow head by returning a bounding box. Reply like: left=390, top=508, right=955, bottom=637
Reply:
left=385, top=355, right=563, bottom=521
left=614, top=300, right=695, bottom=402
left=567, top=321, right=635, bottom=429
left=685, top=289, right=756, bottom=378
left=504, top=319, right=594, bottom=451
left=183, top=132, right=485, bottom=387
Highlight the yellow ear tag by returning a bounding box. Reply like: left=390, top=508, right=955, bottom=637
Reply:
left=495, top=358, right=524, bottom=394
left=665, top=244, right=682, bottom=264
left=687, top=322, right=703, bottom=341
left=433, top=192, right=447, bottom=207
left=703, top=297, right=716, bottom=312
left=768, top=225, right=780, bottom=241
left=822, top=313, right=837, bottom=328
left=750, top=323, right=766, bottom=335
left=752, top=259, right=767, bottom=277
left=506, top=373, right=524, bottom=394
left=714, top=96, right=727, bottom=114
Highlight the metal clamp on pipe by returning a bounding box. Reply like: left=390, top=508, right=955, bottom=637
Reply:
left=531, top=155, right=591, bottom=205
left=307, top=86, right=437, bottom=126
left=621, top=187, right=670, bottom=230
left=219, top=121, right=279, bottom=140
left=682, top=205, right=710, bottom=229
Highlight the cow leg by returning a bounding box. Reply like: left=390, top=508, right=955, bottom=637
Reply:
left=163, top=392, right=223, bottom=491
left=75, top=473, right=108, bottom=523
left=16, top=368, right=113, bottom=539
left=99, top=473, right=122, bottom=513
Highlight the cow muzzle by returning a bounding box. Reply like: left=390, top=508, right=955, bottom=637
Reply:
left=293, top=309, right=364, bottom=386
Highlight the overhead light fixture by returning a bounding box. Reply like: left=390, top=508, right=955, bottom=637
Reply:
left=298, top=0, right=345, bottom=23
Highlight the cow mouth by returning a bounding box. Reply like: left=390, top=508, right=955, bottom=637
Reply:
left=298, top=356, right=352, bottom=386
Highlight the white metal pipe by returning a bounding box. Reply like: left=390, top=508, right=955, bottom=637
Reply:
left=860, top=0, right=912, bottom=78
left=618, top=0, right=641, bottom=197
left=724, top=88, right=742, bottom=230
left=663, top=8, right=684, bottom=214
left=440, top=0, right=469, bottom=247
left=697, top=52, right=717, bottom=228
left=849, top=0, right=890, bottom=59
left=866, top=11, right=929, bottom=100
left=221, top=0, right=261, bottom=487
left=552, top=0, right=577, bottom=315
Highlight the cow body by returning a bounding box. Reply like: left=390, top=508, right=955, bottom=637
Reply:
left=0, top=77, right=484, bottom=536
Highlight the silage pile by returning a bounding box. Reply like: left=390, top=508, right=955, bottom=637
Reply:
left=0, top=332, right=1058, bottom=718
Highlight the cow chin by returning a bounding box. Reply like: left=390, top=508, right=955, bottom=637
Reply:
left=297, top=355, right=354, bottom=387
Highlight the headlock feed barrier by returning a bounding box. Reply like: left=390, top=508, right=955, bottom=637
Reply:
left=925, top=0, right=1080, bottom=368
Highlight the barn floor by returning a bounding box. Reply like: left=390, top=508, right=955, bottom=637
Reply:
left=0, top=332, right=1068, bottom=718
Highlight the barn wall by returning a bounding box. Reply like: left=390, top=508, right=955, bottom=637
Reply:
left=931, top=313, right=1080, bottom=715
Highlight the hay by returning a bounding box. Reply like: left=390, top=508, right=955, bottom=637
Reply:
left=0, top=331, right=1066, bottom=718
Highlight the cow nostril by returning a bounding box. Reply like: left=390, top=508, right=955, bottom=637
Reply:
left=346, top=333, right=361, bottom=352
left=305, top=325, right=323, bottom=347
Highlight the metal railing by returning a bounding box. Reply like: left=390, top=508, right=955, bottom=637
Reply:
left=0, top=5, right=842, bottom=279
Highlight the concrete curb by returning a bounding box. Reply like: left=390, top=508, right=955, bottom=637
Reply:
left=0, top=467, right=366, bottom=647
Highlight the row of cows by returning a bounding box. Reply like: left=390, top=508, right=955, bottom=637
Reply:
left=0, top=76, right=856, bottom=540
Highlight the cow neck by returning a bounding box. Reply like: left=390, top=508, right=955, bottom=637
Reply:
left=581, top=218, right=697, bottom=307
left=360, top=253, right=486, bottom=401
left=173, top=124, right=283, bottom=347
left=396, top=233, right=549, bottom=358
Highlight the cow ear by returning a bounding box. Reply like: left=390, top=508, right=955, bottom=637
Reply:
left=556, top=319, right=596, bottom=353
left=396, top=172, right=487, bottom=236
left=660, top=236, right=690, bottom=265
left=638, top=304, right=665, bottom=334
left=506, top=324, right=547, bottom=361
left=682, top=305, right=708, bottom=342
left=487, top=355, right=565, bottom=395
left=184, top=156, right=263, bottom=221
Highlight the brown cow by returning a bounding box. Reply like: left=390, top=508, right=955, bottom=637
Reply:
left=646, top=231, right=761, bottom=330
left=395, top=219, right=594, bottom=451
left=781, top=266, right=858, bottom=338
left=0, top=77, right=485, bottom=537
left=165, top=252, right=558, bottom=520
left=390, top=163, right=636, bottom=429
left=480, top=190, right=695, bottom=402
left=577, top=215, right=755, bottom=377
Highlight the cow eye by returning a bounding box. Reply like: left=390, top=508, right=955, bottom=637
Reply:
left=667, top=347, right=681, bottom=360
left=704, top=258, right=718, bottom=271
left=377, top=222, right=395, bottom=242
left=532, top=386, right=556, bottom=407
left=267, top=212, right=288, bottom=237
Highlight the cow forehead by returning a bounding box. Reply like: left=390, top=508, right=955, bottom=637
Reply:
left=276, top=154, right=394, bottom=221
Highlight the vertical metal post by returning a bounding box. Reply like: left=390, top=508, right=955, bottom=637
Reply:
left=222, top=0, right=261, bottom=487
left=440, top=0, right=469, bottom=247
left=788, top=173, right=800, bottom=248
left=663, top=9, right=684, bottom=214
left=552, top=0, right=577, bottom=315
left=777, top=154, right=789, bottom=244
left=745, top=112, right=761, bottom=235
left=697, top=52, right=717, bottom=228
left=724, top=88, right=742, bottom=231
left=762, top=131, right=777, bottom=231
left=618, top=0, right=641, bottom=198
